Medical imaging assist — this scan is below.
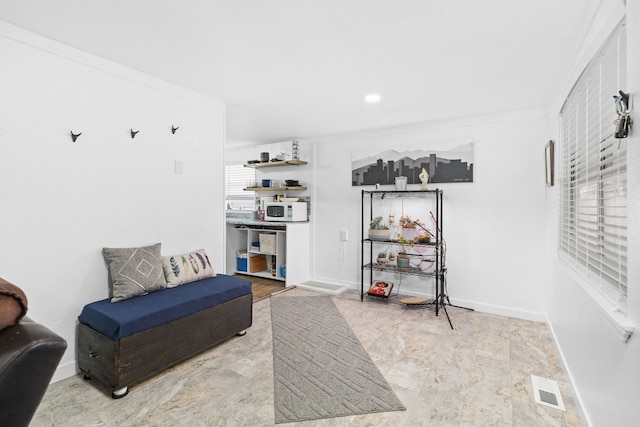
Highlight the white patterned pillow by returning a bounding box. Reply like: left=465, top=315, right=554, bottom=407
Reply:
left=162, top=249, right=215, bottom=288
left=103, top=243, right=167, bottom=302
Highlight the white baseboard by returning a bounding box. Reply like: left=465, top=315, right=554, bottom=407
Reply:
left=313, top=276, right=547, bottom=323
left=452, top=298, right=547, bottom=323
left=51, top=360, right=78, bottom=384
left=545, top=316, right=591, bottom=427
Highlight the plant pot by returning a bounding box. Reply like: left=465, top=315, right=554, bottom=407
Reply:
left=376, top=258, right=388, bottom=268
left=401, top=227, right=419, bottom=241
left=396, top=256, right=410, bottom=269
left=369, top=229, right=391, bottom=241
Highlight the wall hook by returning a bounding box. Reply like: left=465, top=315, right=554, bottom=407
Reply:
left=70, top=131, right=82, bottom=142
left=171, top=125, right=179, bottom=134
left=131, top=129, right=140, bottom=139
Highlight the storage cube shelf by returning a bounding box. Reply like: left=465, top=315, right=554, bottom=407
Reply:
left=230, top=227, right=286, bottom=281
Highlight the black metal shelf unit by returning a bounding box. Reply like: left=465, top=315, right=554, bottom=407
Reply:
left=361, top=189, right=463, bottom=328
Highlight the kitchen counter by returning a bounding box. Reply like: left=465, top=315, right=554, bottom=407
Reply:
left=226, top=219, right=308, bottom=227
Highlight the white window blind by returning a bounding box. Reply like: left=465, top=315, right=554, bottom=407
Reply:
left=558, top=21, right=627, bottom=304
left=225, top=164, right=255, bottom=198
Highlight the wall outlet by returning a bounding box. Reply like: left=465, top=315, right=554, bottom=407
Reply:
left=340, top=230, right=348, bottom=241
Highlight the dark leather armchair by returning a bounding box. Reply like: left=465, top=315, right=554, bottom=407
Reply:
left=0, top=317, right=67, bottom=427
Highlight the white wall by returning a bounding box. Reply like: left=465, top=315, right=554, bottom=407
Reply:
left=0, top=22, right=226, bottom=382
left=544, top=1, right=639, bottom=426
left=309, top=109, right=549, bottom=321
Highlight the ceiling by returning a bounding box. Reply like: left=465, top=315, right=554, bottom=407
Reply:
left=0, top=0, right=599, bottom=143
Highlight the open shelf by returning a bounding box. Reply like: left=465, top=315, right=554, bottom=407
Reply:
left=363, top=263, right=437, bottom=277
left=365, top=238, right=436, bottom=247
left=244, top=160, right=308, bottom=168
left=244, top=186, right=307, bottom=191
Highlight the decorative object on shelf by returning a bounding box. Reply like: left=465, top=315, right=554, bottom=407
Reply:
left=260, top=152, right=269, bottom=162
left=291, top=140, right=300, bottom=160
left=130, top=129, right=140, bottom=139
left=262, top=179, right=271, bottom=187
left=419, top=168, right=429, bottom=190
left=395, top=176, right=407, bottom=191
left=376, top=252, right=388, bottom=268
left=368, top=280, right=394, bottom=297
left=368, top=216, right=390, bottom=240
left=545, top=140, right=554, bottom=186
left=70, top=131, right=82, bottom=142
left=171, top=125, right=179, bottom=134
left=388, top=252, right=395, bottom=262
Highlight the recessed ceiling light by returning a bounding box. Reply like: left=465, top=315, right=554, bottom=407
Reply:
left=364, top=94, right=381, bottom=103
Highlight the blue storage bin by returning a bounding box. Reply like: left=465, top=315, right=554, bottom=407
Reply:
left=236, top=250, right=248, bottom=272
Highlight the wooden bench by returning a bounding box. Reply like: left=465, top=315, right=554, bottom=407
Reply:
left=77, top=275, right=252, bottom=398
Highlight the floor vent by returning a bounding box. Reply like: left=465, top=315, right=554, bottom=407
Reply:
left=531, top=375, right=566, bottom=411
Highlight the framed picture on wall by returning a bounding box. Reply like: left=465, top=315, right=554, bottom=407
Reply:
left=351, top=139, right=474, bottom=186
left=545, top=140, right=554, bottom=186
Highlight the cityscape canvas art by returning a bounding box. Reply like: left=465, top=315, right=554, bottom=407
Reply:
left=351, top=140, right=474, bottom=186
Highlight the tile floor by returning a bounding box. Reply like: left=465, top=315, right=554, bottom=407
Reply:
left=31, top=288, right=583, bottom=426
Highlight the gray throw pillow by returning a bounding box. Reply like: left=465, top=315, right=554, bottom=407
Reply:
left=103, top=243, right=167, bottom=302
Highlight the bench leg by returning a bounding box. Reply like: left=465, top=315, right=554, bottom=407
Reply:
left=112, top=387, right=129, bottom=399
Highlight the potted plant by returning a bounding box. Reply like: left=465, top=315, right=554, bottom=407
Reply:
left=396, top=251, right=410, bottom=269
left=376, top=252, right=388, bottom=268
left=368, top=216, right=390, bottom=240
left=398, top=215, right=432, bottom=243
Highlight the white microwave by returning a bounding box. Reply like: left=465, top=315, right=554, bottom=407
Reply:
left=264, top=202, right=308, bottom=222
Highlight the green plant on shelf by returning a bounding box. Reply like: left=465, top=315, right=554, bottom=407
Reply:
left=369, top=216, right=389, bottom=230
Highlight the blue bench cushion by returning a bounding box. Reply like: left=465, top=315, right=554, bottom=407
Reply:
left=78, top=274, right=252, bottom=339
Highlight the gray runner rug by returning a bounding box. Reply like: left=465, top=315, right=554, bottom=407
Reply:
left=270, top=295, right=405, bottom=424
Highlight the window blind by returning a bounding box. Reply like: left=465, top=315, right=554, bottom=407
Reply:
left=558, top=21, right=627, bottom=303
left=225, top=164, right=255, bottom=198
